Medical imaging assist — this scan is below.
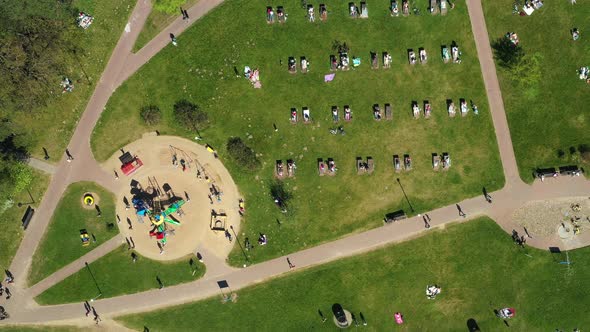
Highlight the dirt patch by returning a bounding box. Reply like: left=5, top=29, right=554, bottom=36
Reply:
left=511, top=197, right=590, bottom=237
left=81, top=192, right=100, bottom=210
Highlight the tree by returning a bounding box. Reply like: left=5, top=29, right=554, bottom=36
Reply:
left=491, top=36, right=524, bottom=69
left=173, top=100, right=208, bottom=131
left=226, top=137, right=260, bottom=170
left=508, top=52, right=543, bottom=89
left=0, top=0, right=80, bottom=111
left=270, top=180, right=292, bottom=213
left=140, top=105, right=161, bottom=125
left=153, top=0, right=187, bottom=14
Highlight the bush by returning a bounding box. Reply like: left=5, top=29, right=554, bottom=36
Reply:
left=173, top=100, right=208, bottom=132
left=153, top=0, right=187, bottom=14
left=226, top=137, right=260, bottom=170
left=140, top=105, right=161, bottom=126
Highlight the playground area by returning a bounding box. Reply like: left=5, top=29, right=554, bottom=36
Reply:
left=103, top=134, right=241, bottom=261
left=512, top=197, right=590, bottom=246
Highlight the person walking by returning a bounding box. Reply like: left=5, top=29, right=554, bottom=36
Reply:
left=456, top=204, right=466, bottom=217
left=84, top=301, right=91, bottom=316
left=129, top=236, right=136, bottom=248
left=4, top=287, right=10, bottom=300
left=125, top=237, right=132, bottom=250
left=423, top=215, right=431, bottom=229
left=287, top=257, right=295, bottom=269
left=65, top=149, right=74, bottom=162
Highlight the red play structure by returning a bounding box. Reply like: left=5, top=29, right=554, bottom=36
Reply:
left=120, top=151, right=143, bottom=176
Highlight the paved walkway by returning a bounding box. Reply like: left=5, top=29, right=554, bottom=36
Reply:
left=2, top=0, right=589, bottom=328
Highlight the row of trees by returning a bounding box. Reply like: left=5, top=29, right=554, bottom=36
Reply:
left=140, top=100, right=209, bottom=131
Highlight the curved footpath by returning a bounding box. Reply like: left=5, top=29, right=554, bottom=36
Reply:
left=4, top=0, right=590, bottom=328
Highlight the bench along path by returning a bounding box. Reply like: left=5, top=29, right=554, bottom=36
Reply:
left=3, top=0, right=590, bottom=327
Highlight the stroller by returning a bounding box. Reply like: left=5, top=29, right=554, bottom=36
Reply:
left=371, top=52, right=379, bottom=69
left=460, top=99, right=468, bottom=116
left=303, top=107, right=311, bottom=123
left=349, top=2, right=358, bottom=17
left=332, top=106, right=340, bottom=122
left=412, top=101, right=420, bottom=118
left=451, top=43, right=461, bottom=63
left=442, top=153, right=451, bottom=169
left=344, top=105, right=352, bottom=121
left=266, top=7, right=276, bottom=23
left=442, top=45, right=451, bottom=63
left=277, top=6, right=286, bottom=23
left=424, top=101, right=432, bottom=118
left=391, top=0, right=400, bottom=16
left=447, top=100, right=456, bottom=117
left=393, top=155, right=401, bottom=172
left=383, top=52, right=392, bottom=68
left=408, top=49, right=417, bottom=65
left=301, top=57, right=309, bottom=73
left=404, top=155, right=412, bottom=170
left=290, top=108, right=298, bottom=123
left=419, top=48, right=427, bottom=63
left=307, top=4, right=315, bottom=22
left=320, top=4, right=328, bottom=20
left=288, top=56, right=297, bottom=73
left=402, top=0, right=410, bottom=16
left=373, top=104, right=382, bottom=120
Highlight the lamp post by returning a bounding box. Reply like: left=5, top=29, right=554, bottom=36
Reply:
left=396, top=178, right=414, bottom=213
left=230, top=226, right=249, bottom=266
left=85, top=262, right=102, bottom=301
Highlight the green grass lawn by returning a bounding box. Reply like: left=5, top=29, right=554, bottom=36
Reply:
left=0, top=169, right=49, bottom=270
left=2, top=0, right=134, bottom=162
left=92, top=0, right=504, bottom=267
left=133, top=0, right=199, bottom=52
left=118, top=218, right=590, bottom=331
left=482, top=0, right=590, bottom=182
left=28, top=182, right=118, bottom=286
left=36, top=245, right=205, bottom=305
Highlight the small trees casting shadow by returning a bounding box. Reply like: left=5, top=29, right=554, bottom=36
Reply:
left=226, top=137, right=260, bottom=170
left=140, top=105, right=161, bottom=126
left=173, top=100, right=208, bottom=132
left=491, top=36, right=524, bottom=69
left=270, top=180, right=292, bottom=213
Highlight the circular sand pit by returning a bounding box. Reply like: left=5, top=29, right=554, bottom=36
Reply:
left=512, top=197, right=590, bottom=237
left=104, top=135, right=242, bottom=262
left=81, top=192, right=99, bottom=209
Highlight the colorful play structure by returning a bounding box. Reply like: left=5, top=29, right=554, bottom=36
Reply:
left=132, top=198, right=185, bottom=244
left=80, top=229, right=90, bottom=246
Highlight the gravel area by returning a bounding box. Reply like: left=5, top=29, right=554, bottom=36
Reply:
left=511, top=197, right=590, bottom=237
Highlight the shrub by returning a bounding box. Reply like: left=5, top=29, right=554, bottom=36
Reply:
left=173, top=100, right=208, bottom=132
left=140, top=105, right=161, bottom=126
left=226, top=137, right=260, bottom=170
